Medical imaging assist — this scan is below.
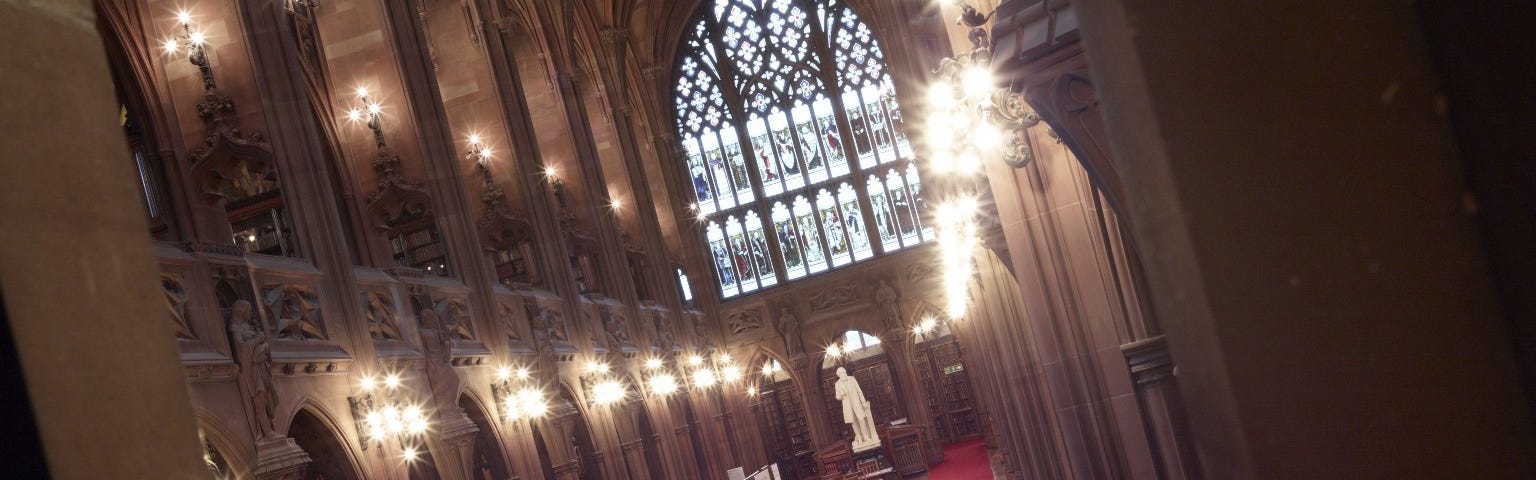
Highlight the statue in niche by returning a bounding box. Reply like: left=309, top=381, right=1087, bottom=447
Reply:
left=603, top=310, right=632, bottom=345
left=875, top=280, right=901, bottom=333
left=228, top=300, right=280, bottom=440
left=363, top=291, right=402, bottom=341
left=163, top=274, right=195, bottom=340
left=835, top=367, right=880, bottom=451
left=774, top=306, right=804, bottom=357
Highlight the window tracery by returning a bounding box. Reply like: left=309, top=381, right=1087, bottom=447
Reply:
left=675, top=0, right=929, bottom=298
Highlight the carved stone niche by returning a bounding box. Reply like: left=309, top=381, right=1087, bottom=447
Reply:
left=189, top=103, right=276, bottom=208
left=366, top=156, right=446, bottom=273
left=479, top=211, right=540, bottom=287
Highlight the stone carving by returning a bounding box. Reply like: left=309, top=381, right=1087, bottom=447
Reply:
left=417, top=309, right=454, bottom=372
left=904, top=262, right=936, bottom=284
left=434, top=297, right=474, bottom=340
left=163, top=273, right=195, bottom=340
left=728, top=308, right=763, bottom=336
left=875, top=280, right=901, bottom=333
left=602, top=309, right=632, bottom=345
left=809, top=283, right=860, bottom=312
left=497, top=303, right=522, bottom=342
left=835, top=367, right=880, bottom=451
left=692, top=313, right=714, bottom=348
left=654, top=313, right=676, bottom=352
left=264, top=284, right=324, bottom=340
left=228, top=300, right=280, bottom=440
left=525, top=302, right=569, bottom=345
left=362, top=291, right=402, bottom=341
left=773, top=307, right=805, bottom=357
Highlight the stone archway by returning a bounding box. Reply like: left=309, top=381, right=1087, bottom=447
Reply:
left=459, top=394, right=512, bottom=480
left=287, top=409, right=362, bottom=480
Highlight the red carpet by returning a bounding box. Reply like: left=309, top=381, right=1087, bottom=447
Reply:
left=926, top=439, right=992, bottom=479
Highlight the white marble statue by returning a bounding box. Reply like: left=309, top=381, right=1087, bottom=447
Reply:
left=834, top=367, right=881, bottom=451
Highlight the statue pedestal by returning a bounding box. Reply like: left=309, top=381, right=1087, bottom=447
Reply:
left=852, top=437, right=882, bottom=453
left=813, top=436, right=896, bottom=480
left=254, top=437, right=311, bottom=480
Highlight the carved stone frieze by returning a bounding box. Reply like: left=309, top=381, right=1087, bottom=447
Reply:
left=601, top=307, right=633, bottom=346
left=262, top=284, right=325, bottom=340
left=654, top=312, right=676, bottom=352
left=163, top=273, right=195, bottom=340
left=525, top=301, right=570, bottom=345
left=362, top=291, right=403, bottom=341
left=727, top=308, right=763, bottom=336
left=497, top=302, right=522, bottom=342
left=183, top=241, right=244, bottom=257
left=434, top=297, right=475, bottom=340
left=904, top=262, right=936, bottom=284
left=809, top=283, right=861, bottom=312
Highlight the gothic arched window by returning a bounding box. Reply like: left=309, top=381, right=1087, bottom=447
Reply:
left=674, top=0, right=929, bottom=299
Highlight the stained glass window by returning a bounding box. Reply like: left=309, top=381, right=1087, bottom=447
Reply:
left=675, top=0, right=929, bottom=298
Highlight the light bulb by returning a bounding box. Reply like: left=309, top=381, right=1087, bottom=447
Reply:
left=384, top=374, right=401, bottom=389
left=162, top=38, right=180, bottom=54
left=496, top=366, right=512, bottom=381
left=722, top=365, right=743, bottom=383
left=645, top=358, right=663, bottom=370
left=176, top=11, right=192, bottom=25
left=649, top=374, right=678, bottom=395
left=961, top=65, right=994, bottom=100
left=188, top=31, right=206, bottom=46
left=692, top=368, right=717, bottom=388
left=515, top=367, right=530, bottom=380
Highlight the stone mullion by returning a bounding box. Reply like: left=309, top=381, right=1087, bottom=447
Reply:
left=809, top=15, right=886, bottom=265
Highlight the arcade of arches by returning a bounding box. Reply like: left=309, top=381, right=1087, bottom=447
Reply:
left=4, top=0, right=1536, bottom=479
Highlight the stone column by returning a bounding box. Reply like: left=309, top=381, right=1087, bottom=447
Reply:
left=0, top=0, right=205, bottom=477
left=1075, top=0, right=1536, bottom=477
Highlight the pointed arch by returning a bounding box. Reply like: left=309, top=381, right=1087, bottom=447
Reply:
left=193, top=409, right=254, bottom=475
left=286, top=400, right=367, bottom=480
left=459, top=391, right=514, bottom=480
